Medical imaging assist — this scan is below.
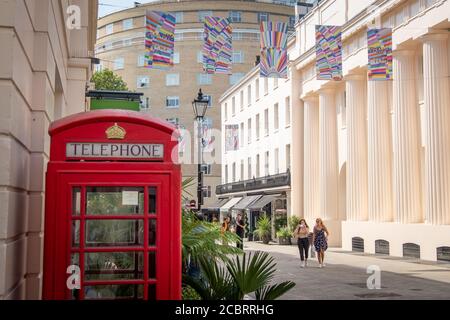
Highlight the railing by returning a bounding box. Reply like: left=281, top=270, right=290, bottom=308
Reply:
left=216, top=170, right=290, bottom=195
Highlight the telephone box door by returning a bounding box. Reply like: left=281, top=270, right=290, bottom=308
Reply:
left=51, top=171, right=174, bottom=300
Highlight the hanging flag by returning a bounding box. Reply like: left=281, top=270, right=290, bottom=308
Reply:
left=225, top=125, right=239, bottom=151
left=259, top=21, right=289, bottom=78
left=316, top=25, right=343, bottom=81
left=145, top=11, right=176, bottom=70
left=367, top=28, right=393, bottom=80
left=203, top=17, right=233, bottom=74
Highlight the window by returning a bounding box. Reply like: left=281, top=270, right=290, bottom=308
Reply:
left=247, top=118, right=252, bottom=143
left=224, top=102, right=228, bottom=121
left=232, top=163, right=236, bottom=182
left=274, top=103, right=279, bottom=131
left=240, top=123, right=244, bottom=147
left=286, top=144, right=291, bottom=170
left=255, top=79, right=260, bottom=100
left=105, top=23, right=114, bottom=35
left=203, top=95, right=212, bottom=107
left=173, top=52, right=180, bottom=64
left=232, top=32, right=243, bottom=41
left=264, top=151, right=269, bottom=176
left=256, top=155, right=260, bottom=178
left=137, top=76, right=150, bottom=88
left=247, top=85, right=252, bottom=106
left=258, top=12, right=269, bottom=23
left=166, top=74, right=180, bottom=86
left=197, top=73, right=212, bottom=85
left=256, top=114, right=260, bottom=140
left=123, top=38, right=132, bottom=47
left=289, top=15, right=296, bottom=28
left=285, top=97, right=291, bottom=127
left=232, top=97, right=236, bottom=115
left=137, top=54, right=146, bottom=67
left=166, top=96, right=180, bottom=108
left=197, top=51, right=203, bottom=63
left=230, top=73, right=244, bottom=85
left=123, top=19, right=133, bottom=30
left=264, top=109, right=269, bottom=136
left=114, top=57, right=124, bottom=70
left=240, top=160, right=244, bottom=181
left=202, top=186, right=212, bottom=198
left=274, top=78, right=279, bottom=89
left=95, top=63, right=104, bottom=72
left=198, top=11, right=212, bottom=22
left=248, top=157, right=252, bottom=180
left=225, top=165, right=228, bottom=183
left=174, top=32, right=183, bottom=41
left=232, top=51, right=244, bottom=63
left=240, top=91, right=244, bottom=110
left=274, top=148, right=279, bottom=174
left=201, top=164, right=212, bottom=175
left=141, top=97, right=150, bottom=110
left=174, top=12, right=183, bottom=23
left=229, top=11, right=242, bottom=23
left=264, top=78, right=268, bottom=95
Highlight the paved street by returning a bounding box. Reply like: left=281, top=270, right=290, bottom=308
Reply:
left=244, top=242, right=450, bottom=300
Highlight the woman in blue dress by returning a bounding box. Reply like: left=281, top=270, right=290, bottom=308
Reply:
left=312, top=218, right=329, bottom=268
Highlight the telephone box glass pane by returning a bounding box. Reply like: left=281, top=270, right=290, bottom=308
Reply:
left=85, top=220, right=144, bottom=247
left=72, top=220, right=80, bottom=247
left=85, top=252, right=144, bottom=280
left=149, top=251, right=156, bottom=279
left=84, top=285, right=144, bottom=300
left=149, top=219, right=156, bottom=247
left=148, top=284, right=156, bottom=300
left=72, top=188, right=81, bottom=216
left=86, top=187, right=144, bottom=215
left=148, top=187, right=156, bottom=214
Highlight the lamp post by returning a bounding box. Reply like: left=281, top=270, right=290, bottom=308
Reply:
left=192, top=89, right=209, bottom=213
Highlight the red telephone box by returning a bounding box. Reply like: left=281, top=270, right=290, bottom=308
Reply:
left=43, top=110, right=181, bottom=300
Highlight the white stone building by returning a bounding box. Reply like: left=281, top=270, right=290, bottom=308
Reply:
left=219, top=0, right=450, bottom=262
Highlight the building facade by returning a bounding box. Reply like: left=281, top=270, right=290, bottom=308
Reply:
left=95, top=0, right=296, bottom=209
left=0, top=0, right=98, bottom=299
left=220, top=0, right=450, bottom=261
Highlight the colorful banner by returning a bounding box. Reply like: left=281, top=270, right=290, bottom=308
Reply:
left=203, top=17, right=233, bottom=74
left=145, top=11, right=176, bottom=70
left=225, top=125, right=239, bottom=152
left=367, top=28, right=393, bottom=80
left=316, top=25, right=343, bottom=81
left=259, top=21, right=289, bottom=78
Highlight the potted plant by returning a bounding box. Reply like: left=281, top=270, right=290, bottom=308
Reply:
left=276, top=227, right=292, bottom=245
left=255, top=214, right=271, bottom=244
left=288, top=216, right=300, bottom=235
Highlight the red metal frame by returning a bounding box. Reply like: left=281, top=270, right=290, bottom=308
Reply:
left=43, top=110, right=181, bottom=300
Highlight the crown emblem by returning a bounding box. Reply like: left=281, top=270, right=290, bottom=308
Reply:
left=106, top=123, right=126, bottom=140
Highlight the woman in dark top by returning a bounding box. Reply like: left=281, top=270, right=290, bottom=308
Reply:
left=293, top=219, right=310, bottom=268
left=235, top=213, right=245, bottom=249
left=312, top=218, right=329, bottom=268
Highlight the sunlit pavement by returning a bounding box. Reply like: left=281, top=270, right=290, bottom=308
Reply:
left=244, top=241, right=450, bottom=300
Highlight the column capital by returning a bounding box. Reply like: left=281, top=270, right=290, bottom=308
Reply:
left=301, top=94, right=319, bottom=103
left=393, top=49, right=416, bottom=57
left=420, top=32, right=449, bottom=42
left=344, top=74, right=365, bottom=81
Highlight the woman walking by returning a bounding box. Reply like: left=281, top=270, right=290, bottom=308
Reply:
left=293, top=219, right=310, bottom=268
left=312, top=218, right=329, bottom=268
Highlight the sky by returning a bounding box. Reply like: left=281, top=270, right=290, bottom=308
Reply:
left=98, top=0, right=157, bottom=17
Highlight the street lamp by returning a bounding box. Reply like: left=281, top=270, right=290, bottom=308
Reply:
left=192, top=89, right=209, bottom=213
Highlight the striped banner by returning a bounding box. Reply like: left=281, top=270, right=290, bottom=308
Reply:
left=203, top=17, right=233, bottom=74
left=259, top=21, right=289, bottom=78
left=145, top=11, right=176, bottom=70
left=316, top=25, right=343, bottom=81
left=368, top=28, right=393, bottom=80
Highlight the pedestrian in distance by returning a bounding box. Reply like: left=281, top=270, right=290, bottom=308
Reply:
left=293, top=219, right=310, bottom=268
left=312, top=218, right=329, bottom=268
left=235, top=212, right=245, bottom=250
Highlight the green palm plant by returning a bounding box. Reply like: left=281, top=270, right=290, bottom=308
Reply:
left=255, top=214, right=272, bottom=244
left=183, top=251, right=295, bottom=300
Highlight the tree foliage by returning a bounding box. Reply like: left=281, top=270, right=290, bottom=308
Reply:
left=91, top=68, right=129, bottom=91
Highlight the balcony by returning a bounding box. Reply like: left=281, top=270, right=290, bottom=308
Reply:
left=216, top=170, right=290, bottom=195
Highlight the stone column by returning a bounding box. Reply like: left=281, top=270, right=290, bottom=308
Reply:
left=345, top=74, right=368, bottom=221
left=392, top=50, right=423, bottom=223
left=367, top=80, right=394, bottom=222
left=319, top=89, right=339, bottom=221
left=422, top=34, right=450, bottom=225
left=303, top=96, right=320, bottom=222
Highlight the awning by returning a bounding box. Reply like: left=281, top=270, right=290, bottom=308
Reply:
left=205, top=198, right=229, bottom=211
left=232, top=195, right=262, bottom=210
left=248, top=194, right=281, bottom=211
left=220, top=197, right=243, bottom=211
